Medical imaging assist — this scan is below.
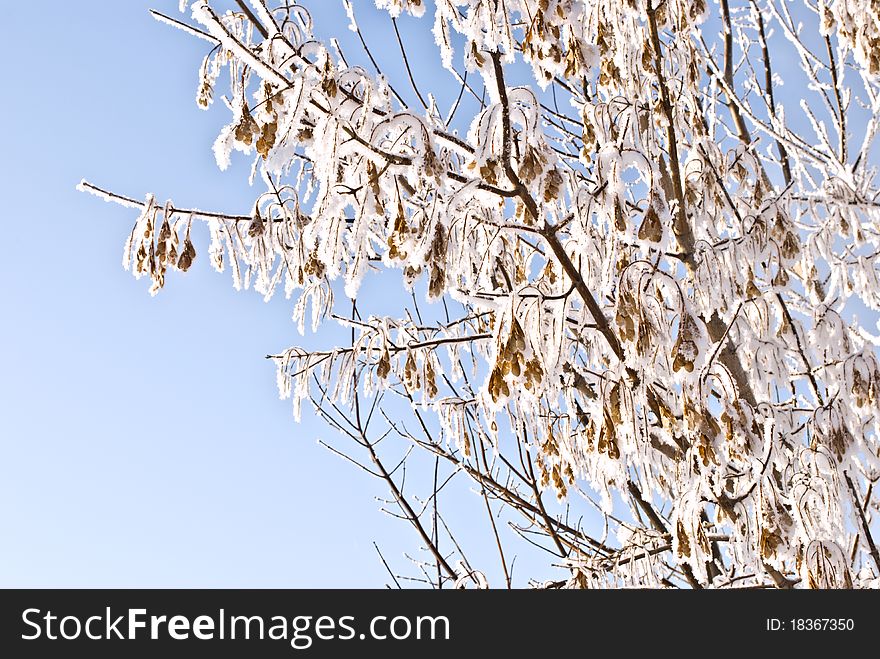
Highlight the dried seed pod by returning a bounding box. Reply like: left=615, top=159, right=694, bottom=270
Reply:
left=256, top=119, right=278, bottom=159
left=248, top=211, right=265, bottom=238
left=759, top=487, right=793, bottom=562
left=177, top=239, right=196, bottom=272
left=403, top=351, right=420, bottom=392
left=597, top=412, right=620, bottom=459
left=387, top=200, right=408, bottom=260
left=233, top=102, right=259, bottom=145
left=613, top=199, right=627, bottom=232
left=543, top=167, right=563, bottom=202
left=376, top=349, right=391, bottom=380
left=303, top=250, right=325, bottom=278
left=810, top=403, right=854, bottom=462
left=672, top=313, right=700, bottom=373
left=802, top=540, right=853, bottom=589
left=638, top=204, right=663, bottom=242
left=425, top=357, right=438, bottom=398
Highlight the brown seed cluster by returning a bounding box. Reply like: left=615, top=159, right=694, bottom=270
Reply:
left=518, top=145, right=547, bottom=185
left=376, top=349, right=391, bottom=380
left=672, top=313, right=700, bottom=373
left=248, top=210, right=265, bottom=238
left=403, top=351, right=420, bottom=392
left=154, top=216, right=178, bottom=276
left=234, top=102, right=260, bottom=145
left=320, top=58, right=338, bottom=98
left=822, top=1, right=880, bottom=75
left=422, top=144, right=443, bottom=182
left=682, top=395, right=720, bottom=468
left=596, top=20, right=621, bottom=88
left=543, top=167, right=564, bottom=202
left=520, top=0, right=595, bottom=82
left=132, top=210, right=196, bottom=293
left=615, top=288, right=639, bottom=344
left=615, top=287, right=657, bottom=358
left=467, top=157, right=500, bottom=186
left=675, top=519, right=691, bottom=558
left=759, top=489, right=793, bottom=562
left=398, top=349, right=437, bottom=397
left=596, top=417, right=621, bottom=459
left=771, top=211, right=800, bottom=261
left=487, top=319, right=543, bottom=401
left=231, top=83, right=282, bottom=160
left=675, top=515, right=711, bottom=562
left=847, top=352, right=880, bottom=408
left=427, top=224, right=447, bottom=299
left=196, top=52, right=221, bottom=109
left=177, top=237, right=196, bottom=273
left=387, top=200, right=409, bottom=261
left=597, top=381, right=623, bottom=459
left=424, top=357, right=438, bottom=397
left=535, top=427, right=575, bottom=500
left=810, top=403, right=854, bottom=463
left=303, top=249, right=325, bottom=279
left=638, top=204, right=663, bottom=242
left=718, top=400, right=754, bottom=462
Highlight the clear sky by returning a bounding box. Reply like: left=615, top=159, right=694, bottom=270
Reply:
left=0, top=0, right=452, bottom=588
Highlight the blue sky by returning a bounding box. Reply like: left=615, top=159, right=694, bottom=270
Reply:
left=0, top=0, right=436, bottom=588
left=2, top=0, right=551, bottom=589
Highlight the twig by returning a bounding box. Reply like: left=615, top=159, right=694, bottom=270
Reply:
left=391, top=17, right=429, bottom=110
left=373, top=542, right=403, bottom=589
left=845, top=472, right=880, bottom=573
left=627, top=479, right=703, bottom=589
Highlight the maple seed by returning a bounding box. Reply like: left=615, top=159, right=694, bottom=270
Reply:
left=676, top=520, right=691, bottom=558
left=233, top=103, right=259, bottom=145
left=256, top=120, right=277, bottom=159
left=248, top=212, right=265, bottom=238
left=638, top=205, right=663, bottom=242
left=376, top=350, right=391, bottom=379
left=177, top=239, right=196, bottom=272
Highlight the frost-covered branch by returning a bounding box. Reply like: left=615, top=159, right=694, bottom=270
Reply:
left=84, top=0, right=880, bottom=589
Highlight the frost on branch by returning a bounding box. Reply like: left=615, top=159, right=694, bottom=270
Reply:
left=84, top=0, right=880, bottom=589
